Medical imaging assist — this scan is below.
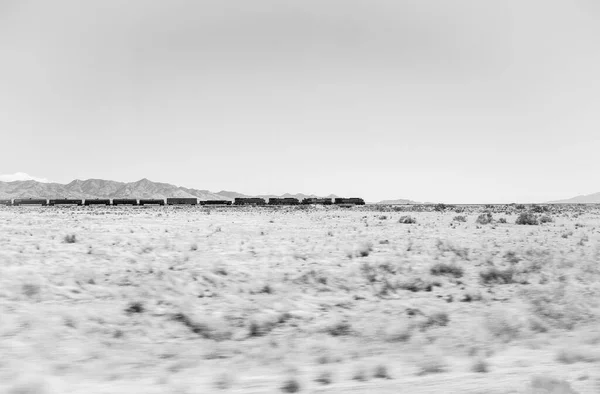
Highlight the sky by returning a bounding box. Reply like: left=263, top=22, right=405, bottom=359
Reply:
left=1, top=0, right=599, bottom=203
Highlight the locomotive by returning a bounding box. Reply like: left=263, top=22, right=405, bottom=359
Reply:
left=0, top=197, right=365, bottom=206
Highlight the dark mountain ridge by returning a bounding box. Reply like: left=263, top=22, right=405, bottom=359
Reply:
left=0, top=178, right=339, bottom=201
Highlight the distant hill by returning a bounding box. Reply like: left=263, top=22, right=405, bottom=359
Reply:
left=548, top=192, right=600, bottom=204
left=378, top=198, right=419, bottom=205
left=0, top=178, right=338, bottom=201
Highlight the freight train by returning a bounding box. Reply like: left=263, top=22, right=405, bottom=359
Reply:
left=0, top=197, right=365, bottom=206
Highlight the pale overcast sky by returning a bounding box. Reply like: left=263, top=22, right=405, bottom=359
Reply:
left=1, top=0, right=599, bottom=203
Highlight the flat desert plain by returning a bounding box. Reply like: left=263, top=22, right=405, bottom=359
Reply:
left=0, top=205, right=599, bottom=394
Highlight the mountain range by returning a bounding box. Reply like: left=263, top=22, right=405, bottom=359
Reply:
left=0, top=178, right=339, bottom=201
left=547, top=192, right=600, bottom=204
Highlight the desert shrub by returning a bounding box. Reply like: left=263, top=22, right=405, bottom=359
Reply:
left=539, top=215, right=553, bottom=224
left=528, top=316, right=549, bottom=333
left=485, top=309, right=524, bottom=342
left=471, top=359, right=489, bottom=373
left=430, top=263, right=464, bottom=278
left=460, top=290, right=483, bottom=302
left=475, top=212, right=493, bottom=225
left=515, top=204, right=526, bottom=210
left=351, top=366, right=369, bottom=382
left=528, top=376, right=578, bottom=394
left=398, top=215, right=417, bottom=224
left=63, top=234, right=77, bottom=243
left=416, top=356, right=448, bottom=375
left=21, top=283, right=40, bottom=298
left=378, top=215, right=388, bottom=220
left=531, top=205, right=549, bottom=213
left=190, top=243, right=198, bottom=251
left=556, top=348, right=600, bottom=364
left=453, top=215, right=467, bottom=222
left=524, top=284, right=597, bottom=329
left=384, top=322, right=413, bottom=342
left=397, top=277, right=439, bottom=292
left=420, top=311, right=450, bottom=329
left=373, top=364, right=391, bottom=379
left=434, top=203, right=448, bottom=211
left=171, top=313, right=232, bottom=341
left=316, top=354, right=335, bottom=365
left=498, top=218, right=507, bottom=224
left=479, top=267, right=515, bottom=284
left=248, top=316, right=278, bottom=337
left=504, top=251, right=521, bottom=264
left=314, top=370, right=333, bottom=385
left=561, top=231, right=573, bottom=239
left=323, top=320, right=353, bottom=336
left=213, top=372, right=234, bottom=390
left=355, top=242, right=373, bottom=257
left=516, top=212, right=539, bottom=225
left=125, top=301, right=144, bottom=314
left=280, top=378, right=301, bottom=393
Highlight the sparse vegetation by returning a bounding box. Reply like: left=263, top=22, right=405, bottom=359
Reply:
left=453, top=215, right=467, bottom=222
left=2, top=204, right=599, bottom=393
left=430, top=262, right=464, bottom=278
left=480, top=267, right=516, bottom=284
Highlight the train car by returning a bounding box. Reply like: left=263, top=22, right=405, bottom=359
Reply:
left=0, top=199, right=12, bottom=206
left=334, top=198, right=366, bottom=206
left=112, top=199, right=138, bottom=206
left=234, top=197, right=266, bottom=206
left=84, top=199, right=111, bottom=206
left=48, top=199, right=83, bottom=206
left=301, top=198, right=333, bottom=205
left=199, top=200, right=232, bottom=206
left=268, top=198, right=300, bottom=205
left=166, top=198, right=198, bottom=205
left=13, top=198, right=48, bottom=206
left=139, top=199, right=165, bottom=206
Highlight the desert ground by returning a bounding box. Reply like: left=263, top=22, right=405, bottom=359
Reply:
left=0, top=204, right=599, bottom=394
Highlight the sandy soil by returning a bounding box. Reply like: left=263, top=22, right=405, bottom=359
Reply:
left=0, top=205, right=599, bottom=394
